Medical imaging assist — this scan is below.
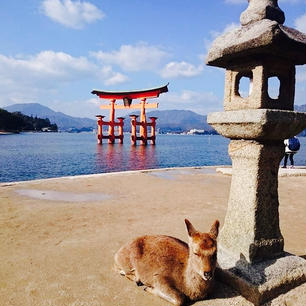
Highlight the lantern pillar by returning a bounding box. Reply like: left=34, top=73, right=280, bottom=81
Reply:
left=206, top=0, right=306, bottom=304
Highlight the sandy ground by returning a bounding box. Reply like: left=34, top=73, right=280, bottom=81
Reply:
left=0, top=167, right=305, bottom=306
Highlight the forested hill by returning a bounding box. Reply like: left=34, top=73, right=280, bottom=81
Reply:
left=0, top=108, right=58, bottom=132
left=4, top=103, right=96, bottom=130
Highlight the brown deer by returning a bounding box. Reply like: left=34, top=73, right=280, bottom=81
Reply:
left=114, top=219, right=219, bottom=306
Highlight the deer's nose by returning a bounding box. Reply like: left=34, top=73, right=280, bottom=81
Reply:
left=203, top=271, right=213, bottom=281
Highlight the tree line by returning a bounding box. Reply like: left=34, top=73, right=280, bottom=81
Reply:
left=0, top=108, right=58, bottom=132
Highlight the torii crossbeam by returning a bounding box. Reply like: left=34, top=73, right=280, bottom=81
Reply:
left=91, top=84, right=168, bottom=145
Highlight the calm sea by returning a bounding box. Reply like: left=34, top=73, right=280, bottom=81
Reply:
left=0, top=133, right=305, bottom=183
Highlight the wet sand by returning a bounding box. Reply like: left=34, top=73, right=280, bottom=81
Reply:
left=0, top=167, right=305, bottom=306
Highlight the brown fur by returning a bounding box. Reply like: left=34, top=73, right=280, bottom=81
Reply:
left=114, top=219, right=219, bottom=306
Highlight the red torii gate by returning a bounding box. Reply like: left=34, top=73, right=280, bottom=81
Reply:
left=91, top=84, right=168, bottom=145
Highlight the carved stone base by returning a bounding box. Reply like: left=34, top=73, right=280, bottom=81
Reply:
left=216, top=250, right=306, bottom=306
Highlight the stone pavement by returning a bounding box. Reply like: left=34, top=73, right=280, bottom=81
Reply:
left=0, top=166, right=305, bottom=306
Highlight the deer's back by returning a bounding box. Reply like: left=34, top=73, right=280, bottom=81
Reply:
left=115, top=235, right=189, bottom=286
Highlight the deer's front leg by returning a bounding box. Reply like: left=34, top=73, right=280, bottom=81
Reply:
left=144, top=275, right=186, bottom=306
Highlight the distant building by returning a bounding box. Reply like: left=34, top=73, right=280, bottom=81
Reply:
left=41, top=127, right=57, bottom=132
left=187, top=129, right=205, bottom=135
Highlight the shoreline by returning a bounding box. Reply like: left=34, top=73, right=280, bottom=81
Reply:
left=0, top=165, right=225, bottom=186
left=2, top=164, right=306, bottom=186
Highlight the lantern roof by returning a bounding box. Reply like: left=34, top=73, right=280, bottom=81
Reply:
left=206, top=0, right=306, bottom=68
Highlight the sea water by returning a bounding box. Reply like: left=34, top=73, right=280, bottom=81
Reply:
left=0, top=133, right=305, bottom=183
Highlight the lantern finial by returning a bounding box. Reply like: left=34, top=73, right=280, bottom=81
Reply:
left=240, top=0, right=285, bottom=26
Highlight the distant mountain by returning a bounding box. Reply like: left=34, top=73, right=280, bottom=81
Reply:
left=0, top=108, right=58, bottom=132
left=4, top=103, right=305, bottom=135
left=4, top=103, right=96, bottom=130
left=295, top=104, right=306, bottom=112
left=3, top=103, right=215, bottom=133
left=142, top=110, right=214, bottom=134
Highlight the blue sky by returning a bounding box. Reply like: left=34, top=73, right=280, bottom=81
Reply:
left=0, top=0, right=305, bottom=118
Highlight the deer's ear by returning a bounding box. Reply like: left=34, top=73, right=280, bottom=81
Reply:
left=209, top=220, right=220, bottom=240
left=185, top=219, right=197, bottom=237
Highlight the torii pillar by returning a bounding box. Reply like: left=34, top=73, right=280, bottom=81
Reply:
left=96, top=115, right=104, bottom=145
left=91, top=84, right=168, bottom=145
left=130, top=114, right=158, bottom=146
left=139, top=98, right=147, bottom=145
left=95, top=101, right=125, bottom=144
left=206, top=0, right=306, bottom=305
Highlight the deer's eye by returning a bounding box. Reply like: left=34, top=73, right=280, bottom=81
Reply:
left=193, top=252, right=200, bottom=256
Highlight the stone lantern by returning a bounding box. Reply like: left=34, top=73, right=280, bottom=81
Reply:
left=206, top=0, right=306, bottom=304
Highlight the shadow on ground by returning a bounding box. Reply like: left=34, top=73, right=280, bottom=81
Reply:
left=208, top=281, right=239, bottom=300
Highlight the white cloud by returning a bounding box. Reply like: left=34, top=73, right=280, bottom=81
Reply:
left=158, top=90, right=222, bottom=115
left=0, top=51, right=128, bottom=107
left=295, top=13, right=306, bottom=33
left=86, top=97, right=100, bottom=106
left=92, top=43, right=169, bottom=72
left=210, top=22, right=240, bottom=40
left=100, top=67, right=129, bottom=85
left=160, top=61, right=203, bottom=79
left=41, top=0, right=104, bottom=29
left=0, top=51, right=129, bottom=85
left=0, top=51, right=95, bottom=84
left=92, top=42, right=206, bottom=80
left=204, top=22, right=240, bottom=53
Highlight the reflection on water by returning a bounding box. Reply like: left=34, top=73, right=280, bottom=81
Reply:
left=3, top=133, right=306, bottom=183
left=95, top=143, right=158, bottom=173
left=129, top=145, right=157, bottom=170
left=96, top=144, right=124, bottom=172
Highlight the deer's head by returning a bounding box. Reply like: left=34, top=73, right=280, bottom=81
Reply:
left=185, top=219, right=219, bottom=281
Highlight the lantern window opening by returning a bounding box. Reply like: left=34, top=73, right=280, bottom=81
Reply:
left=267, top=76, right=281, bottom=100
left=236, top=71, right=253, bottom=99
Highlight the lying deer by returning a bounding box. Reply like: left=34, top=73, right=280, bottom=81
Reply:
left=114, top=219, right=219, bottom=306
